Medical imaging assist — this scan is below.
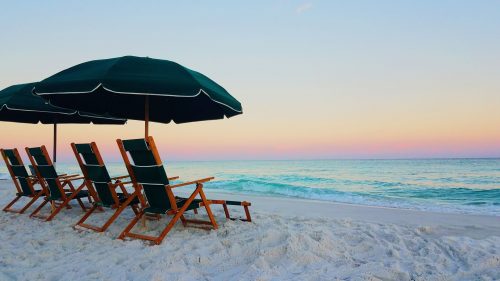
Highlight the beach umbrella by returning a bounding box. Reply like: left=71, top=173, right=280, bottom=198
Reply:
left=0, top=83, right=126, bottom=162
left=33, top=56, right=242, bottom=137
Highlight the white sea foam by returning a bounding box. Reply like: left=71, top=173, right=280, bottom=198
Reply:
left=1, top=159, right=499, bottom=216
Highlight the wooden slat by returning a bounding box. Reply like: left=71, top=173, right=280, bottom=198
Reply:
left=78, top=223, right=103, bottom=232
left=125, top=232, right=157, bottom=241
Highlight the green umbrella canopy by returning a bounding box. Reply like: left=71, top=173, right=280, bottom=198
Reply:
left=33, top=56, right=242, bottom=124
left=0, top=82, right=126, bottom=162
left=0, top=83, right=127, bottom=124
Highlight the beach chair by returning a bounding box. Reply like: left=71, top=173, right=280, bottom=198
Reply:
left=1, top=148, right=45, bottom=213
left=72, top=142, right=170, bottom=232
left=116, top=137, right=251, bottom=245
left=26, top=145, right=92, bottom=221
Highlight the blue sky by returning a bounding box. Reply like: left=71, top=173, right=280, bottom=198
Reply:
left=0, top=1, right=499, bottom=161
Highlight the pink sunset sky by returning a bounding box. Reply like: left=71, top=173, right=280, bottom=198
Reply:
left=0, top=1, right=499, bottom=162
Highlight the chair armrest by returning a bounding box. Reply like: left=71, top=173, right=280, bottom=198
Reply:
left=27, top=176, right=39, bottom=183
left=168, top=176, right=180, bottom=181
left=169, top=177, right=214, bottom=189
left=62, top=176, right=85, bottom=182
left=115, top=181, right=130, bottom=195
left=59, top=174, right=79, bottom=179
left=111, top=178, right=134, bottom=195
left=111, top=175, right=129, bottom=180
left=112, top=180, right=133, bottom=186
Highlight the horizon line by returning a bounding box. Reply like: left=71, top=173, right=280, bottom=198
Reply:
left=47, top=156, right=500, bottom=164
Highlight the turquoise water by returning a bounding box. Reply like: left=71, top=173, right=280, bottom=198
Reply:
left=1, top=159, right=499, bottom=216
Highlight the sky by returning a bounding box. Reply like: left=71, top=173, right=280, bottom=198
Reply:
left=0, top=0, right=499, bottom=162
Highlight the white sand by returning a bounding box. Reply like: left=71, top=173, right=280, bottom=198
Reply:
left=0, top=181, right=499, bottom=281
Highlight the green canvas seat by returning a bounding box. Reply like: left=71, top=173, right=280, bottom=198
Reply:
left=143, top=198, right=200, bottom=215
left=1, top=148, right=45, bottom=214
left=117, top=194, right=140, bottom=205
left=26, top=145, right=92, bottom=221
left=34, top=160, right=89, bottom=201
left=16, top=190, right=42, bottom=196
left=128, top=164, right=201, bottom=215
left=10, top=164, right=40, bottom=197
left=48, top=190, right=90, bottom=201
left=72, top=142, right=142, bottom=233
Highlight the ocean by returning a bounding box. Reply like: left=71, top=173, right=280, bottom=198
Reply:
left=1, top=159, right=499, bottom=216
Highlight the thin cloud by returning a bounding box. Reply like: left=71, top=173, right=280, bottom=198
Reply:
left=296, top=2, right=312, bottom=14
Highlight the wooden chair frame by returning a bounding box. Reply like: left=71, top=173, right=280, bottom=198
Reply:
left=1, top=148, right=45, bottom=214
left=26, top=145, right=91, bottom=221
left=116, top=136, right=219, bottom=245
left=199, top=199, right=252, bottom=222
left=72, top=142, right=149, bottom=233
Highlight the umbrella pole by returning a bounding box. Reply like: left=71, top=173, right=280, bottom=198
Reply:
left=53, top=123, right=57, bottom=164
left=145, top=96, right=149, bottom=138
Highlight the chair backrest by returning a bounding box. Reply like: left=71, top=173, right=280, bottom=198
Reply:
left=0, top=148, right=35, bottom=196
left=117, top=136, right=174, bottom=212
left=72, top=142, right=116, bottom=206
left=26, top=146, right=63, bottom=200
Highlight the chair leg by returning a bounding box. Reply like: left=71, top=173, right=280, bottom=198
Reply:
left=244, top=205, right=252, bottom=222
left=75, top=197, right=87, bottom=211
left=2, top=196, right=22, bottom=212
left=75, top=204, right=99, bottom=230
left=155, top=186, right=215, bottom=245
left=46, top=199, right=69, bottom=221
left=47, top=188, right=82, bottom=221
left=119, top=211, right=144, bottom=240
left=201, top=199, right=252, bottom=222
left=99, top=206, right=127, bottom=232
left=180, top=215, right=188, bottom=227
left=155, top=205, right=191, bottom=245
left=141, top=214, right=147, bottom=229
left=19, top=192, right=44, bottom=214
left=198, top=186, right=218, bottom=230
left=120, top=188, right=221, bottom=245
left=29, top=198, right=49, bottom=219
left=77, top=200, right=139, bottom=233
left=222, top=204, right=230, bottom=219
left=49, top=183, right=88, bottom=220
left=101, top=195, right=139, bottom=232
left=131, top=204, right=140, bottom=215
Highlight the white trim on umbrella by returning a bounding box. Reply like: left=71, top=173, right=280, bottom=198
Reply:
left=34, top=83, right=243, bottom=114
left=0, top=104, right=127, bottom=121
left=1, top=104, right=74, bottom=115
